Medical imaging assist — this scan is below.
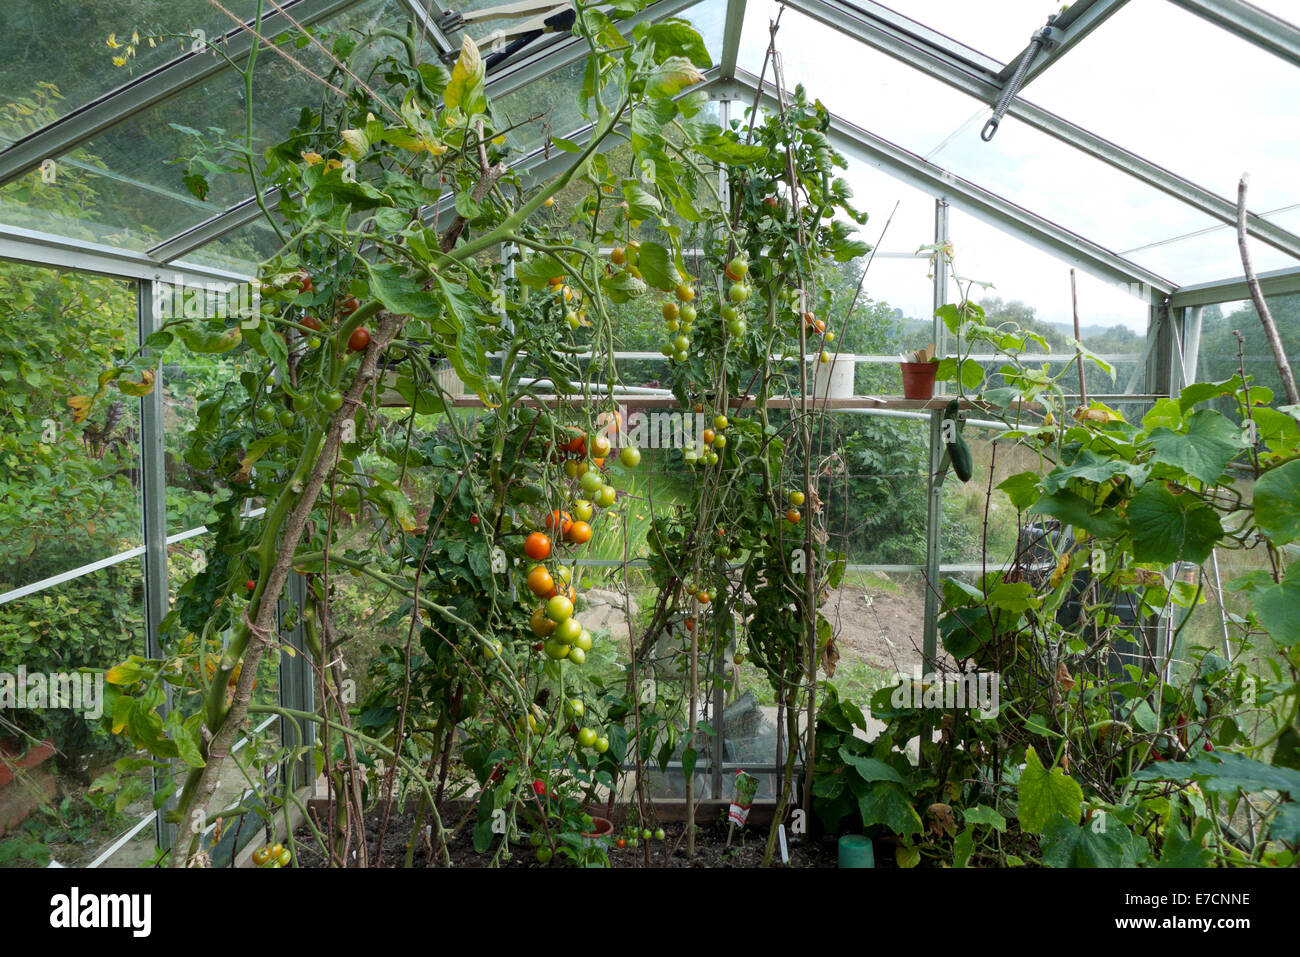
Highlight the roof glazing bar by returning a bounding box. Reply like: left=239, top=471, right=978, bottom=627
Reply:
left=0, top=223, right=252, bottom=284
left=720, top=0, right=749, bottom=78
left=994, top=0, right=1132, bottom=88
left=780, top=0, right=1300, bottom=263
left=0, top=0, right=371, bottom=189
left=1167, top=0, right=1300, bottom=69
left=1170, top=264, right=1300, bottom=308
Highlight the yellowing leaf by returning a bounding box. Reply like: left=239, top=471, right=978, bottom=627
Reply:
left=646, top=56, right=705, bottom=98
left=444, top=34, right=486, bottom=115
left=340, top=128, right=369, bottom=159
left=117, top=369, right=155, bottom=397
left=300, top=150, right=324, bottom=165
left=105, top=662, right=142, bottom=685
left=67, top=395, right=93, bottom=423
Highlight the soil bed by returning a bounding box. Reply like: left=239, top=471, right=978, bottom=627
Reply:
left=293, top=811, right=852, bottom=868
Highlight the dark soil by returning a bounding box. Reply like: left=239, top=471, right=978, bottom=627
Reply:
left=293, top=809, right=849, bottom=868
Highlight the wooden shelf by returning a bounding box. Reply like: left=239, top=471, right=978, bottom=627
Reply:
left=420, top=394, right=989, bottom=411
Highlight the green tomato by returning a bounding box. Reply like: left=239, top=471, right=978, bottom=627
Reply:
left=594, top=735, right=610, bottom=754
left=720, top=304, right=739, bottom=322
left=278, top=409, right=296, bottom=429
left=619, top=446, right=641, bottom=468
left=292, top=392, right=312, bottom=413
left=726, top=256, right=749, bottom=279
left=660, top=342, right=675, bottom=357
left=712, top=435, right=727, bottom=450
left=318, top=390, right=343, bottom=412
left=673, top=335, right=690, bottom=353
left=579, top=470, right=605, bottom=495
left=554, top=617, right=583, bottom=645
left=713, top=415, right=729, bottom=431
left=595, top=485, right=616, bottom=508
left=679, top=304, right=697, bottom=323
left=536, top=847, right=553, bottom=864
left=726, top=319, right=745, bottom=337
left=567, top=645, right=587, bottom=665
left=543, top=639, right=571, bottom=660
left=674, top=350, right=689, bottom=363
left=642, top=829, right=653, bottom=840
left=255, top=405, right=276, bottom=425
left=574, top=629, right=593, bottom=652
left=728, top=283, right=751, bottom=303
left=577, top=727, right=597, bottom=748
left=706, top=451, right=719, bottom=466
left=572, top=499, right=595, bottom=521
left=545, top=594, right=574, bottom=623
left=564, top=698, right=584, bottom=720
left=530, top=831, right=544, bottom=847
left=654, top=828, right=666, bottom=841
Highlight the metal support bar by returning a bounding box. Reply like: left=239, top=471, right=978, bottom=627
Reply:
left=0, top=0, right=371, bottom=188
left=138, top=280, right=176, bottom=855
left=149, top=190, right=282, bottom=264
left=922, top=200, right=948, bottom=671
left=1145, top=301, right=1175, bottom=398
left=1167, top=0, right=1300, bottom=69
left=279, top=573, right=316, bottom=795
left=0, top=223, right=253, bottom=284
left=733, top=69, right=1174, bottom=296
left=778, top=0, right=1300, bottom=262
left=1170, top=263, right=1300, bottom=308
left=719, top=0, right=749, bottom=78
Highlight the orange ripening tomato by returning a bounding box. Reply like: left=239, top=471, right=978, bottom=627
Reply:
left=566, top=430, right=587, bottom=456
left=590, top=433, right=612, bottom=458
left=526, top=565, right=555, bottom=598
left=544, top=510, right=573, bottom=535
left=566, top=521, right=593, bottom=544
left=786, top=508, right=802, bottom=524
left=524, top=532, right=552, bottom=560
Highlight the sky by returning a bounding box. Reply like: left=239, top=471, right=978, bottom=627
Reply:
left=728, top=0, right=1300, bottom=332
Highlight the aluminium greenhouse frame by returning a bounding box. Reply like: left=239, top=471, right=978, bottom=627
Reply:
left=2, top=0, right=1298, bottom=862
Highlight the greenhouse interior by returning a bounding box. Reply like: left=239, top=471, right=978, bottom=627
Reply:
left=1, top=0, right=1299, bottom=888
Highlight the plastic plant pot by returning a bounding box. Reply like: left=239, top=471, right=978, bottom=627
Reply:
left=838, top=834, right=875, bottom=868
left=900, top=361, right=939, bottom=400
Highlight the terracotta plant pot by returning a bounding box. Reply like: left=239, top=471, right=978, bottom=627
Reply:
left=580, top=815, right=614, bottom=845
left=0, top=737, right=56, bottom=789
left=900, top=361, right=939, bottom=400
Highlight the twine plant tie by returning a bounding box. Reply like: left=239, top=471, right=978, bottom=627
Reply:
left=982, top=15, right=1060, bottom=142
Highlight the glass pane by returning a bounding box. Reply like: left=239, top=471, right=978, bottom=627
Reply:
left=928, top=112, right=1218, bottom=275
left=0, top=0, right=262, bottom=146
left=0, top=557, right=150, bottom=867
left=948, top=208, right=1151, bottom=338
left=1121, top=221, right=1300, bottom=289
left=841, top=157, right=942, bottom=261
left=886, top=0, right=1062, bottom=64
left=819, top=413, right=930, bottom=565
left=0, top=264, right=142, bottom=592
left=0, top=0, right=418, bottom=250
left=1196, top=292, right=1300, bottom=400
left=173, top=218, right=283, bottom=275
left=495, top=57, right=592, bottom=156
left=737, top=4, right=982, bottom=158
left=947, top=209, right=1152, bottom=406
left=1028, top=0, right=1300, bottom=212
